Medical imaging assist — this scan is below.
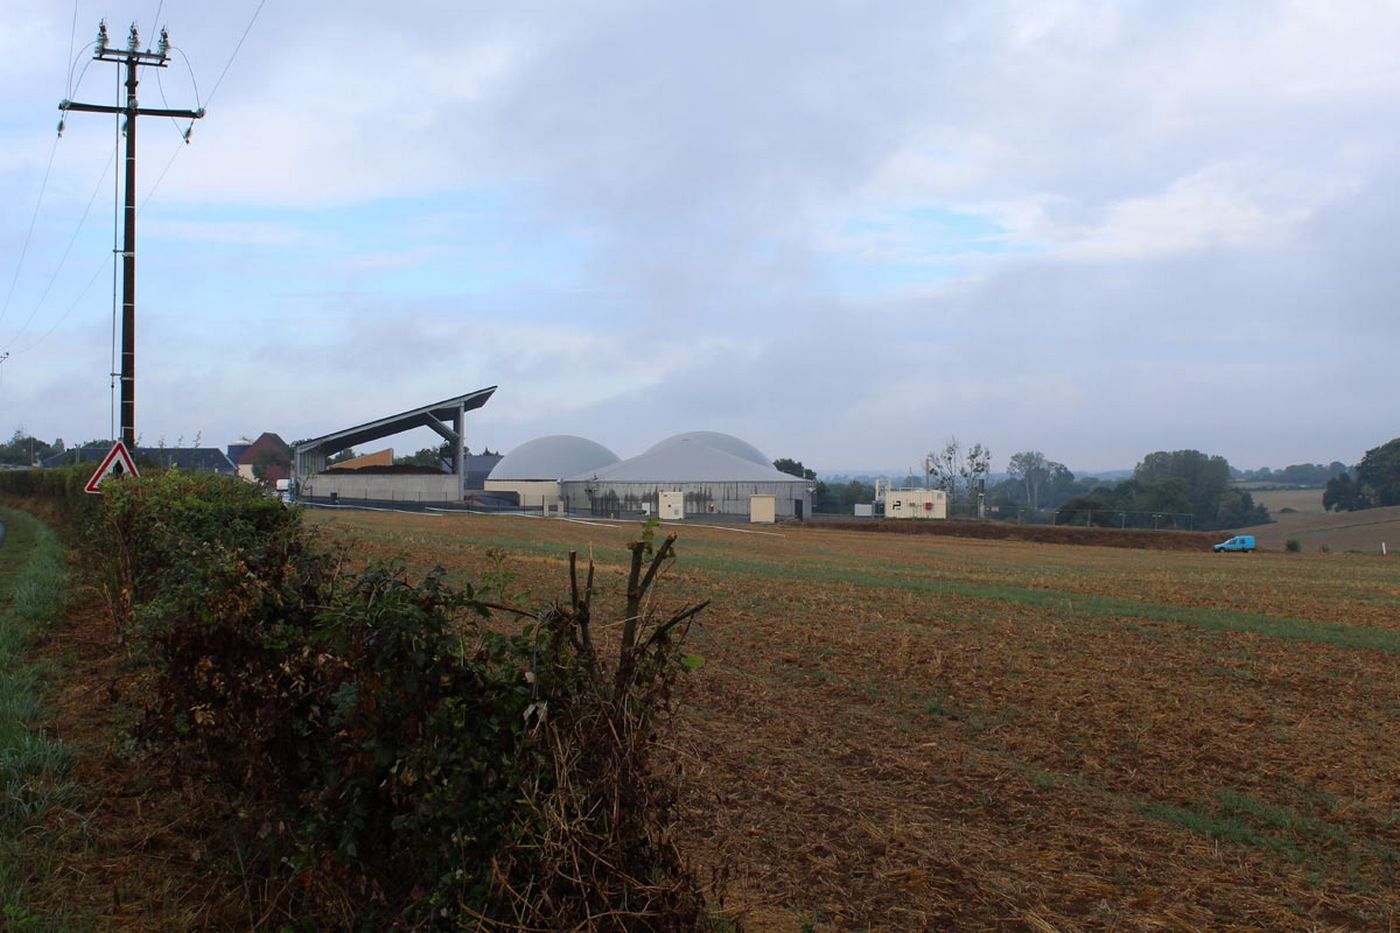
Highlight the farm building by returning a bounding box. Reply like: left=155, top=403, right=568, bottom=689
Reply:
left=294, top=387, right=497, bottom=503
left=484, top=435, right=621, bottom=508
left=229, top=432, right=292, bottom=485
left=293, top=395, right=807, bottom=519
left=559, top=431, right=812, bottom=520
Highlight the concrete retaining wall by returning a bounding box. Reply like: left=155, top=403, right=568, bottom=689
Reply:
left=302, top=473, right=460, bottom=503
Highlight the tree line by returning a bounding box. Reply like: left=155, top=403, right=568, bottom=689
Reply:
left=781, top=445, right=1273, bottom=531
left=1323, top=438, right=1400, bottom=511
left=1235, top=462, right=1347, bottom=486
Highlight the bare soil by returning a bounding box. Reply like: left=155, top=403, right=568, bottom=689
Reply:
left=308, top=510, right=1400, bottom=932
left=14, top=505, right=1399, bottom=931
left=1238, top=504, right=1400, bottom=554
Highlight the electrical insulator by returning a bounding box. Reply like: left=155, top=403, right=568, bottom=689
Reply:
left=96, top=20, right=108, bottom=53
left=157, top=28, right=169, bottom=58
left=127, top=23, right=139, bottom=53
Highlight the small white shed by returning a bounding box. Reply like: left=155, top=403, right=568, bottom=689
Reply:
left=886, top=488, right=948, bottom=519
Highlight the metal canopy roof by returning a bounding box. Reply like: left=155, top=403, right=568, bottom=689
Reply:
left=295, top=386, right=497, bottom=456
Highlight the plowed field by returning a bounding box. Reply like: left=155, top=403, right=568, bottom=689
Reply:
left=308, top=510, right=1400, bottom=932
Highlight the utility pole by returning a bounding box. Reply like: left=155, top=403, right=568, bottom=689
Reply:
left=59, top=21, right=203, bottom=449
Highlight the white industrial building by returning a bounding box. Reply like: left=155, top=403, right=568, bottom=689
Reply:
left=564, top=431, right=812, bottom=520
left=292, top=393, right=811, bottom=520
left=883, top=486, right=948, bottom=519
left=485, top=430, right=813, bottom=520
left=484, top=435, right=621, bottom=509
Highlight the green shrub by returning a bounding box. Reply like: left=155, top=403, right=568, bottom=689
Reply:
left=0, top=465, right=99, bottom=533
left=1285, top=538, right=1302, bottom=553
left=96, top=473, right=710, bottom=928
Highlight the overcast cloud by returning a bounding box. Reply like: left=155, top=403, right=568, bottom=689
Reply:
left=1, top=0, right=1396, bottom=472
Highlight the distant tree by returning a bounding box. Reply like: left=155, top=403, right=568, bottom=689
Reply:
left=960, top=443, right=992, bottom=505
left=250, top=447, right=292, bottom=485
left=1216, top=486, right=1269, bottom=528
left=1007, top=451, right=1050, bottom=510
left=0, top=428, right=58, bottom=466
left=1138, top=476, right=1193, bottom=517
left=926, top=437, right=992, bottom=506
left=1132, top=449, right=1256, bottom=530
left=1042, top=463, right=1078, bottom=509
left=1054, top=495, right=1117, bottom=527
left=1237, top=462, right=1350, bottom=485
left=814, top=479, right=876, bottom=513
left=328, top=448, right=358, bottom=466
left=394, top=447, right=446, bottom=468
left=1323, top=472, right=1368, bottom=512
left=773, top=458, right=816, bottom=481
left=1355, top=437, right=1400, bottom=507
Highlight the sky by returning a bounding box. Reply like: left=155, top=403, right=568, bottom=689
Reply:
left=0, top=0, right=1397, bottom=475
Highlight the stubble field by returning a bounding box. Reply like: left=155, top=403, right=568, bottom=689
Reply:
left=308, top=509, right=1400, bottom=931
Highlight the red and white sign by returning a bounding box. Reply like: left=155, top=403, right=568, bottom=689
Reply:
left=84, top=441, right=140, bottom=494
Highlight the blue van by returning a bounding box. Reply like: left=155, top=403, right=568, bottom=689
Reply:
left=1213, top=535, right=1256, bottom=553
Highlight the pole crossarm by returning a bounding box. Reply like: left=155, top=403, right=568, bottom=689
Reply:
left=59, top=100, right=205, bottom=119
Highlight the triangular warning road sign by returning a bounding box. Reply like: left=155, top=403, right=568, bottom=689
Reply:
left=84, top=441, right=141, bottom=494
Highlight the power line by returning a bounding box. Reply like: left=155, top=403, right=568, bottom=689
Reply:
left=67, top=0, right=80, bottom=96
left=205, top=0, right=267, bottom=109
left=13, top=258, right=109, bottom=357
left=0, top=134, right=62, bottom=332
left=15, top=116, right=185, bottom=359
left=0, top=30, right=102, bottom=340
left=6, top=147, right=116, bottom=341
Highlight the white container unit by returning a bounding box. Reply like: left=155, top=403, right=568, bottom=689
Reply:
left=658, top=490, right=685, bottom=520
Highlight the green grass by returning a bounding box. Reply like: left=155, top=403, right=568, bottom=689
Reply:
left=0, top=508, right=72, bottom=917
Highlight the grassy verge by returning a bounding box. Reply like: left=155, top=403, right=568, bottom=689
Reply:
left=0, top=507, right=72, bottom=924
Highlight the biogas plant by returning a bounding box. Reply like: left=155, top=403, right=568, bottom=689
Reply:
left=292, top=387, right=813, bottom=522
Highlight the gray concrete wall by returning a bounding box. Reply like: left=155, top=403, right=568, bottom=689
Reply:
left=302, top=473, right=460, bottom=503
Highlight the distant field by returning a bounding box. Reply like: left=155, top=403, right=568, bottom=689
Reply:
left=309, top=509, right=1400, bottom=931
left=1239, top=503, right=1400, bottom=554
left=1248, top=486, right=1326, bottom=515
